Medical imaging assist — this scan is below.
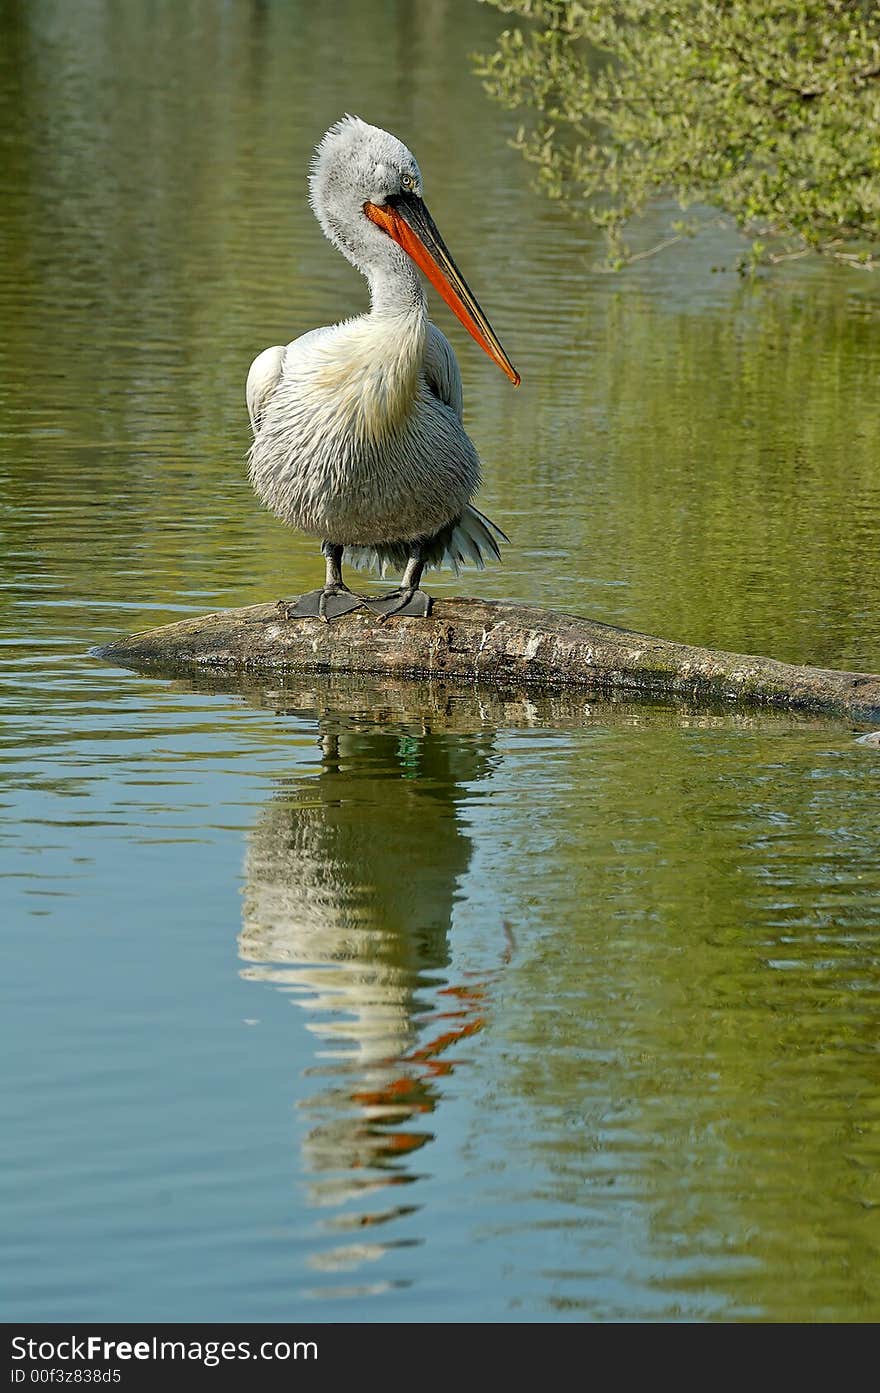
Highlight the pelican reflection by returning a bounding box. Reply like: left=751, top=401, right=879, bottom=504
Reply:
left=238, top=707, right=502, bottom=1281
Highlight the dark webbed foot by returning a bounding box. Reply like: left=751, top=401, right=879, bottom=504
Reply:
left=277, top=586, right=371, bottom=622
left=279, top=541, right=432, bottom=624
left=365, top=588, right=433, bottom=621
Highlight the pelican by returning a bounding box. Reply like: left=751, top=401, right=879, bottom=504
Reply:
left=246, top=115, right=520, bottom=621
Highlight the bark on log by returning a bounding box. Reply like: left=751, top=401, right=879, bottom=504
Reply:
left=94, top=596, right=880, bottom=722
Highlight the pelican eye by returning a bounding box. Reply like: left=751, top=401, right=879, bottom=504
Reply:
left=400, top=172, right=417, bottom=193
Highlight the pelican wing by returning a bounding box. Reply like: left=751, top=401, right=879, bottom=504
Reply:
left=423, top=323, right=464, bottom=420
left=246, top=345, right=286, bottom=435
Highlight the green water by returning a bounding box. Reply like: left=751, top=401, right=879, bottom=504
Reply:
left=2, top=0, right=879, bottom=1323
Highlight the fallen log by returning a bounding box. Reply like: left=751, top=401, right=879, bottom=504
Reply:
left=94, top=596, right=880, bottom=722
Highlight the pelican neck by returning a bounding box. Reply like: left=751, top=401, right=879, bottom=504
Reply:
left=366, top=259, right=428, bottom=321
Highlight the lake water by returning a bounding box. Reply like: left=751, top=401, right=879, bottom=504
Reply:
left=2, top=0, right=879, bottom=1323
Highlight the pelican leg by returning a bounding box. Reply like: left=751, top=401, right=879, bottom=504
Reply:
left=366, top=551, right=433, bottom=621
left=278, top=543, right=372, bottom=622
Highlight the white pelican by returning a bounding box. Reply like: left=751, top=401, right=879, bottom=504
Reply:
left=246, top=115, right=520, bottom=621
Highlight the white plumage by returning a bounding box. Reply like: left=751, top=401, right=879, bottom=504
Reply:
left=246, top=116, right=519, bottom=615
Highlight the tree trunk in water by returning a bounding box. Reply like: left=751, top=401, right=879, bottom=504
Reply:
left=95, top=597, right=880, bottom=722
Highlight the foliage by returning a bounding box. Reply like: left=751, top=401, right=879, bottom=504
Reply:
left=476, top=1, right=880, bottom=270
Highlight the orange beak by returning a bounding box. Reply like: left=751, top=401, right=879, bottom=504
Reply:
left=364, top=193, right=520, bottom=387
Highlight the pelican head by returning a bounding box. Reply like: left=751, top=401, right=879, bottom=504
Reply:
left=309, top=115, right=520, bottom=386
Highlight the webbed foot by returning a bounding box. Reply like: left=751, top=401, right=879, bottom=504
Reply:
left=365, top=588, right=433, bottom=621
left=277, top=586, right=371, bottom=622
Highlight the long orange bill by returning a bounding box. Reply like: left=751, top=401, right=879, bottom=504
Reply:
left=364, top=192, right=520, bottom=386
